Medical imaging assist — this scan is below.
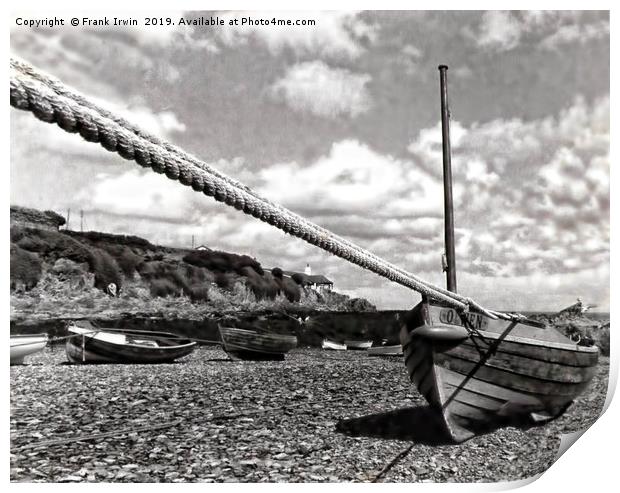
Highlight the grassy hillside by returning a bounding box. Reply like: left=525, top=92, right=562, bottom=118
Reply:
left=10, top=215, right=375, bottom=321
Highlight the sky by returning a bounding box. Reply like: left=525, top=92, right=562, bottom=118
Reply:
left=9, top=10, right=610, bottom=311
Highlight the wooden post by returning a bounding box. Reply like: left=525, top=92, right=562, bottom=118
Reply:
left=439, top=65, right=457, bottom=293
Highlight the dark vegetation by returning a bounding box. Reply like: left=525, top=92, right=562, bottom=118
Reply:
left=10, top=206, right=376, bottom=317
left=10, top=243, right=42, bottom=291
left=10, top=205, right=66, bottom=228
left=531, top=304, right=610, bottom=357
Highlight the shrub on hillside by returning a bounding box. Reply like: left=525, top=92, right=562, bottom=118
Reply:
left=291, top=272, right=312, bottom=286
left=90, top=248, right=123, bottom=293
left=189, top=285, right=210, bottom=302
left=345, top=297, right=377, bottom=312
left=138, top=260, right=205, bottom=299
left=182, top=263, right=214, bottom=285
left=10, top=243, right=42, bottom=291
left=64, top=230, right=157, bottom=250
left=115, top=247, right=144, bottom=277
left=149, top=278, right=182, bottom=298
left=214, top=272, right=235, bottom=289
left=595, top=324, right=610, bottom=357
left=280, top=276, right=301, bottom=302
left=13, top=226, right=92, bottom=263
left=184, top=250, right=263, bottom=275
left=241, top=266, right=279, bottom=301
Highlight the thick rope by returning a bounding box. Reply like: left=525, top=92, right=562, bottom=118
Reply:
left=9, top=58, right=519, bottom=321
left=10, top=55, right=472, bottom=308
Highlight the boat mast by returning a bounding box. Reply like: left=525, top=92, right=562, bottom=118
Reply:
left=438, top=65, right=457, bottom=293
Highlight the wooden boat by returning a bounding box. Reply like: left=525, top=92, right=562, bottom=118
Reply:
left=399, top=66, right=600, bottom=442
left=400, top=300, right=599, bottom=442
left=344, top=340, right=372, bottom=350
left=322, top=339, right=347, bottom=351
left=219, top=326, right=297, bottom=361
left=367, top=344, right=403, bottom=357
left=10, top=334, right=47, bottom=364
left=66, top=322, right=197, bottom=364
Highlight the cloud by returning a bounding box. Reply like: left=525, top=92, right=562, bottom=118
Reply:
left=470, top=11, right=609, bottom=52
left=475, top=11, right=523, bottom=51
left=270, top=61, right=372, bottom=119
left=258, top=139, right=442, bottom=219
left=540, top=19, right=610, bottom=50
left=77, top=170, right=197, bottom=221
left=215, top=11, right=376, bottom=59
left=408, top=96, right=609, bottom=279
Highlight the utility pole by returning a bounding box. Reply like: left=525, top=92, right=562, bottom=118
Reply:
left=191, top=234, right=195, bottom=249
left=80, top=209, right=84, bottom=232
left=66, top=208, right=71, bottom=230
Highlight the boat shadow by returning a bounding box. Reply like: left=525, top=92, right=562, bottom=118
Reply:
left=336, top=404, right=566, bottom=445
left=336, top=405, right=455, bottom=445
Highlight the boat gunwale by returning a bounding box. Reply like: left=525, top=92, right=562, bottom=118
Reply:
left=67, top=326, right=197, bottom=351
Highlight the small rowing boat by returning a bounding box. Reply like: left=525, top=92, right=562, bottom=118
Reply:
left=10, top=334, right=47, bottom=364
left=367, top=343, right=403, bottom=357
left=322, top=339, right=347, bottom=351
left=344, top=340, right=372, bottom=350
left=66, top=322, right=197, bottom=364
left=219, top=326, right=297, bottom=361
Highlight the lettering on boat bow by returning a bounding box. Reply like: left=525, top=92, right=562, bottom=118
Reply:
left=439, top=308, right=488, bottom=331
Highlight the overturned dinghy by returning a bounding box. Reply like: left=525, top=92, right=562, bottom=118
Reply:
left=11, top=334, right=48, bottom=364
left=219, top=326, right=297, bottom=361
left=401, top=300, right=599, bottom=442
left=66, top=322, right=197, bottom=364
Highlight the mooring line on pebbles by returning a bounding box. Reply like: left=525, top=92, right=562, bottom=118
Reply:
left=11, top=419, right=183, bottom=452
left=371, top=443, right=415, bottom=483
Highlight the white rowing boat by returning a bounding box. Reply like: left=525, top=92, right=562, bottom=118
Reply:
left=10, top=334, right=47, bottom=364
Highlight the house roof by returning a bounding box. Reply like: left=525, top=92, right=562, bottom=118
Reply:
left=277, top=270, right=333, bottom=285
left=307, top=274, right=333, bottom=285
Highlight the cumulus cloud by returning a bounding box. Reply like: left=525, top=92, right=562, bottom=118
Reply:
left=258, top=139, right=442, bottom=219
left=77, top=170, right=197, bottom=221
left=408, top=96, right=609, bottom=279
left=540, top=19, right=610, bottom=50
left=270, top=61, right=372, bottom=119
left=475, top=11, right=523, bottom=51
left=470, top=10, right=609, bottom=52
left=215, top=11, right=376, bottom=59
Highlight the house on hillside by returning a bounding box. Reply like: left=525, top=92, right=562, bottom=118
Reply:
left=10, top=206, right=66, bottom=231
left=195, top=245, right=212, bottom=251
left=280, top=267, right=334, bottom=293
left=307, top=274, right=334, bottom=293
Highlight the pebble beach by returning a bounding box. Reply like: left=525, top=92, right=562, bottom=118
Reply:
left=10, top=346, right=609, bottom=483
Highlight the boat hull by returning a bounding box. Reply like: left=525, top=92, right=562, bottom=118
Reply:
left=10, top=334, right=47, bottom=364
left=65, top=324, right=197, bottom=364
left=400, top=300, right=599, bottom=442
left=344, top=340, right=373, bottom=350
left=322, top=339, right=347, bottom=351
left=219, top=327, right=297, bottom=361
left=367, top=344, right=403, bottom=357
